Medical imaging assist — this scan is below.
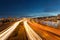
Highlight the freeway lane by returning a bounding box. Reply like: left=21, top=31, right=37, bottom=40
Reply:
left=27, top=20, right=60, bottom=40
left=0, top=18, right=60, bottom=40
left=23, top=20, right=42, bottom=40
left=7, top=21, right=28, bottom=40
left=0, top=20, right=23, bottom=40
left=28, top=20, right=60, bottom=36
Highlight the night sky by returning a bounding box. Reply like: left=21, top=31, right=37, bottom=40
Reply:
left=0, top=0, right=60, bottom=17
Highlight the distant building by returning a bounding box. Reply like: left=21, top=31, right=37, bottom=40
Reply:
left=57, top=14, right=60, bottom=20
left=57, top=14, right=60, bottom=29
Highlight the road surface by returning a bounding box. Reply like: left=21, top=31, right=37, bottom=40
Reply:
left=27, top=20, right=60, bottom=40
left=0, top=20, right=23, bottom=40
left=23, top=20, right=42, bottom=40
left=0, top=18, right=60, bottom=40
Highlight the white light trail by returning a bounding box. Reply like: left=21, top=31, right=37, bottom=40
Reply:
left=0, top=20, right=23, bottom=40
left=23, top=21, right=42, bottom=40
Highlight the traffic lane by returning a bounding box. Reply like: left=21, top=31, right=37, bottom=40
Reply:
left=0, top=21, right=22, bottom=40
left=7, top=22, right=28, bottom=40
left=28, top=20, right=60, bottom=36
left=27, top=21, right=60, bottom=40
left=23, top=21, right=42, bottom=40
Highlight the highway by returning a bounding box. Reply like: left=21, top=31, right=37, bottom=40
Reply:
left=27, top=20, right=60, bottom=40
left=23, top=20, right=42, bottom=40
left=28, top=20, right=60, bottom=36
left=0, top=18, right=60, bottom=40
left=0, top=20, right=23, bottom=40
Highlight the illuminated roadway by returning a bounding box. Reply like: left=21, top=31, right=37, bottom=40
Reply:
left=23, top=20, right=42, bottom=40
left=27, top=20, right=60, bottom=40
left=28, top=20, right=60, bottom=36
left=0, top=20, right=23, bottom=40
left=0, top=18, right=60, bottom=40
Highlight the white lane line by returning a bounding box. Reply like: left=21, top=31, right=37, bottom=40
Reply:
left=0, top=20, right=23, bottom=40
left=23, top=21, right=42, bottom=40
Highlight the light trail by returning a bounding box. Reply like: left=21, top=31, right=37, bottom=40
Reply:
left=28, top=20, right=60, bottom=36
left=27, top=20, right=60, bottom=40
left=0, top=20, right=23, bottom=40
left=23, top=20, right=42, bottom=40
